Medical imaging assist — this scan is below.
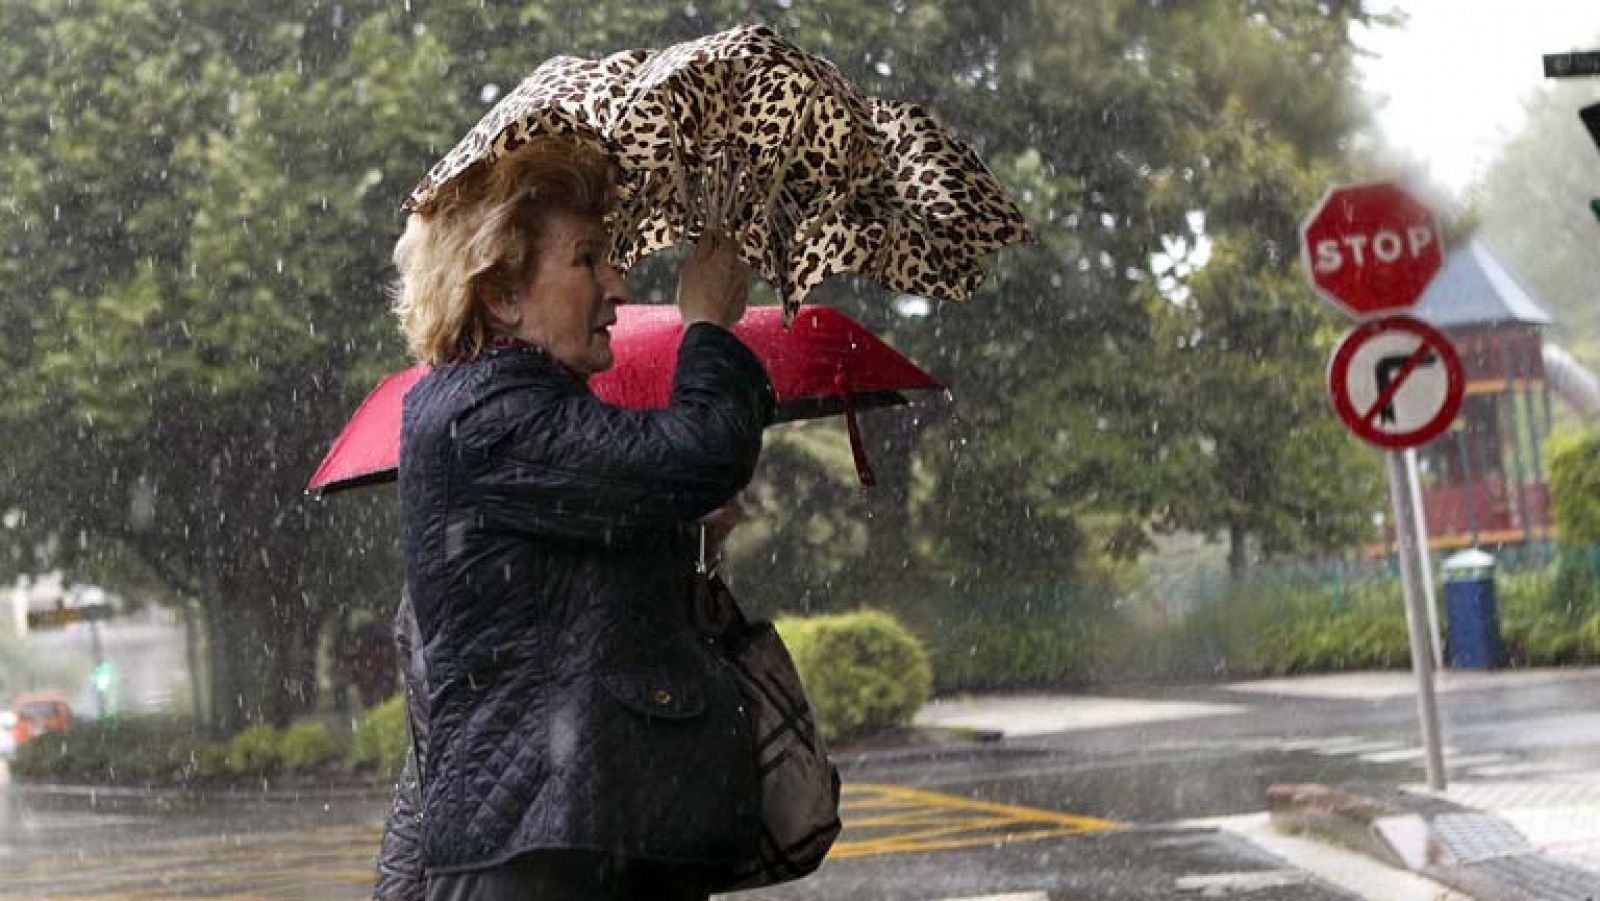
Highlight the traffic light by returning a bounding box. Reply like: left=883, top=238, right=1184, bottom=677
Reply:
left=90, top=662, right=115, bottom=694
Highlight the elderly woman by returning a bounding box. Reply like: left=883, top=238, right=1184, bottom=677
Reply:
left=379, top=134, right=773, bottom=901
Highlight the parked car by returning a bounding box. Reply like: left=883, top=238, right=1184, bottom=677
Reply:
left=12, top=692, right=72, bottom=746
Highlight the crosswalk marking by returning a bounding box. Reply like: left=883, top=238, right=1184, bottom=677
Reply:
left=1174, top=869, right=1308, bottom=894
left=1276, top=735, right=1363, bottom=751
left=1312, top=739, right=1407, bottom=756
left=1362, top=745, right=1443, bottom=763
left=935, top=894, right=1050, bottom=901
left=1444, top=753, right=1512, bottom=769
left=1262, top=735, right=1514, bottom=775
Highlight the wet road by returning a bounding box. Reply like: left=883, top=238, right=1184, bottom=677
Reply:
left=3, top=668, right=1597, bottom=899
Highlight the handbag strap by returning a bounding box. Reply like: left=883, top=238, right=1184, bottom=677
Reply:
left=708, top=572, right=751, bottom=632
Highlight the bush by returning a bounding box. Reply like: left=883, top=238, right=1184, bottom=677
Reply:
left=195, top=741, right=232, bottom=780
left=226, top=724, right=282, bottom=776
left=1152, top=564, right=1413, bottom=678
left=777, top=609, right=931, bottom=744
left=11, top=716, right=225, bottom=786
left=1549, top=428, right=1600, bottom=544
left=348, top=694, right=409, bottom=776
left=890, top=577, right=1124, bottom=693
left=1497, top=564, right=1596, bottom=665
left=11, top=715, right=345, bottom=786
left=1246, top=579, right=1410, bottom=674
left=278, top=721, right=337, bottom=771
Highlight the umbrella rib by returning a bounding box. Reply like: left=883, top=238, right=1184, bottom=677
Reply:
left=797, top=187, right=855, bottom=246
left=760, top=78, right=824, bottom=230
left=664, top=100, right=696, bottom=242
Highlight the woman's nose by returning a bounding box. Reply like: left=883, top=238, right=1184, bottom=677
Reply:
left=602, top=265, right=632, bottom=305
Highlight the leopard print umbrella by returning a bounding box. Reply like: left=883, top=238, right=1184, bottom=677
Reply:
left=404, top=26, right=1030, bottom=319
left=404, top=49, right=648, bottom=215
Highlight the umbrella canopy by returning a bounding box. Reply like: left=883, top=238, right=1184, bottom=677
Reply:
left=306, top=365, right=430, bottom=495
left=402, top=25, right=1029, bottom=318
left=307, top=306, right=942, bottom=497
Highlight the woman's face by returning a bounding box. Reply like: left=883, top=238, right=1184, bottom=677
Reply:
left=502, top=209, right=630, bottom=379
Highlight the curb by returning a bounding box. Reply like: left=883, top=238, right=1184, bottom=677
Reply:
left=1268, top=782, right=1600, bottom=901
left=1267, top=783, right=1426, bottom=870
left=7, top=779, right=394, bottom=810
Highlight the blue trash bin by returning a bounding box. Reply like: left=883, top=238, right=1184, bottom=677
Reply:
left=1441, top=549, right=1504, bottom=669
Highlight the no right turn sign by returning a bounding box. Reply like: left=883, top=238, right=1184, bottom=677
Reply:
left=1327, top=315, right=1464, bottom=449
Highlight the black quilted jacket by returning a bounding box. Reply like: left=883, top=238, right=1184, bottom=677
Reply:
left=386, top=323, right=773, bottom=885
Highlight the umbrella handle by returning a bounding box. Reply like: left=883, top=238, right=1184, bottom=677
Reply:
left=835, top=372, right=877, bottom=488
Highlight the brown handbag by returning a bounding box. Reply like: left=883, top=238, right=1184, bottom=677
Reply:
left=692, top=570, right=842, bottom=890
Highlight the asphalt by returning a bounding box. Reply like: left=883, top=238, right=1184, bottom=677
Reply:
left=4, top=666, right=1600, bottom=899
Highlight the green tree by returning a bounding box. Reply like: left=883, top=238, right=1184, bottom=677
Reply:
left=1133, top=1, right=1386, bottom=573
left=0, top=0, right=455, bottom=730
left=0, top=0, right=1388, bottom=726
left=1478, top=75, right=1600, bottom=366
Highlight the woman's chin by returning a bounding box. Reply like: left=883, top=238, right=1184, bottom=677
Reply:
left=583, top=347, right=615, bottom=377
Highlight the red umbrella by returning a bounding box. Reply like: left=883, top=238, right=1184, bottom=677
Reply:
left=307, top=305, right=941, bottom=496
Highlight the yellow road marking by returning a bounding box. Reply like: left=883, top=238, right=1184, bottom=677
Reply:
left=830, top=782, right=1118, bottom=859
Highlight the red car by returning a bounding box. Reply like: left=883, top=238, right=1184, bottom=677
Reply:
left=12, top=692, right=72, bottom=746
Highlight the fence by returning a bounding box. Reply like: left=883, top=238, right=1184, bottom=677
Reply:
left=1161, top=542, right=1600, bottom=679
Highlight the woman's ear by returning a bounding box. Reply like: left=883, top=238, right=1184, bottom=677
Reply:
left=475, top=270, right=522, bottom=330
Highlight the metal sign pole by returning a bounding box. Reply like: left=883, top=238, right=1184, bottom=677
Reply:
left=1404, top=448, right=1445, bottom=670
left=1387, top=449, right=1447, bottom=791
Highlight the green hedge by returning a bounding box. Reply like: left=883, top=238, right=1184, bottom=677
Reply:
left=891, top=579, right=1122, bottom=693
left=1163, top=553, right=1600, bottom=678
left=1550, top=428, right=1600, bottom=544
left=11, top=716, right=343, bottom=786
left=1498, top=565, right=1600, bottom=665
left=348, top=693, right=409, bottom=776
left=12, top=716, right=228, bottom=786
left=778, top=609, right=931, bottom=743
left=226, top=724, right=284, bottom=776
left=278, top=721, right=337, bottom=771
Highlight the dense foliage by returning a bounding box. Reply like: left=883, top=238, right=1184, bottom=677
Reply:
left=1478, top=74, right=1600, bottom=367
left=1550, top=428, right=1600, bottom=545
left=12, top=714, right=345, bottom=785
left=779, top=609, right=932, bottom=743
left=2, top=0, right=1383, bottom=730
left=1144, top=554, right=1600, bottom=677
left=347, top=692, right=409, bottom=776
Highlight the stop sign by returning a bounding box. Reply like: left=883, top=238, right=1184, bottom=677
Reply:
left=1299, top=181, right=1444, bottom=319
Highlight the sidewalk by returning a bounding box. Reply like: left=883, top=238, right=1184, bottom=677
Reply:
left=1270, top=778, right=1600, bottom=901
left=1405, top=778, right=1600, bottom=899
left=1235, top=670, right=1600, bottom=900
left=917, top=669, right=1600, bottom=900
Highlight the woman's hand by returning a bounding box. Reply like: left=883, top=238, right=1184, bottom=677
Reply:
left=677, top=233, right=748, bottom=328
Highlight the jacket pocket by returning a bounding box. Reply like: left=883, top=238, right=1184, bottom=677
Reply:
left=599, top=669, right=706, bottom=720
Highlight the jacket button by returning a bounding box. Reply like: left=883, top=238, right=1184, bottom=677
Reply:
left=653, top=689, right=672, bottom=705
